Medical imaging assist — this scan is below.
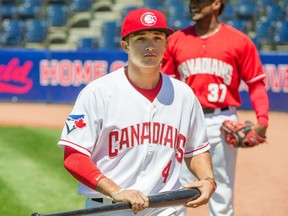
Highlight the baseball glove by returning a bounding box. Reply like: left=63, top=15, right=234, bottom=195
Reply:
left=220, top=120, right=266, bottom=148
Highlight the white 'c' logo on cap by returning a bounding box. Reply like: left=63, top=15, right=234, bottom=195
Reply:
left=140, top=12, right=157, bottom=26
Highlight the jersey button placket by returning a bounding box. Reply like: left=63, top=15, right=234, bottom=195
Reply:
left=202, top=42, right=206, bottom=55
left=149, top=103, right=157, bottom=121
left=148, top=103, right=157, bottom=154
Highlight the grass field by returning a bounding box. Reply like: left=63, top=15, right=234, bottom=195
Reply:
left=0, top=126, right=84, bottom=216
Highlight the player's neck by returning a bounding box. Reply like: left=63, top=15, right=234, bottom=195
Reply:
left=195, top=22, right=221, bottom=38
left=125, top=66, right=161, bottom=90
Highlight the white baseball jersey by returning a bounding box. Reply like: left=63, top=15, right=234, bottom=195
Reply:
left=58, top=67, right=210, bottom=198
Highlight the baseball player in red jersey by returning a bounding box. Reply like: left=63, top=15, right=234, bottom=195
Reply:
left=161, top=0, right=269, bottom=215
left=57, top=8, right=216, bottom=216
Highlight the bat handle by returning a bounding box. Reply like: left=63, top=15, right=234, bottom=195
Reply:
left=31, top=213, right=42, bottom=216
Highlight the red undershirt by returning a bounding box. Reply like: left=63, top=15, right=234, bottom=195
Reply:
left=248, top=80, right=269, bottom=127
left=125, top=70, right=163, bottom=102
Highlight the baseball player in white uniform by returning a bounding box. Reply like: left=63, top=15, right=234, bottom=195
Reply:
left=58, top=8, right=216, bottom=216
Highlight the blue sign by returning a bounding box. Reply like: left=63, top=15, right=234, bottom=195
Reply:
left=0, top=49, right=287, bottom=112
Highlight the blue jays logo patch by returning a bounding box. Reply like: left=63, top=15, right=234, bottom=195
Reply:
left=65, top=114, right=86, bottom=134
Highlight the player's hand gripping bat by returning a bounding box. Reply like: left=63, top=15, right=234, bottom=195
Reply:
left=31, top=188, right=201, bottom=216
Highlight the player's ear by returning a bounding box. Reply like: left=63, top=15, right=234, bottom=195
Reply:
left=213, top=0, right=223, bottom=10
left=121, top=40, right=129, bottom=53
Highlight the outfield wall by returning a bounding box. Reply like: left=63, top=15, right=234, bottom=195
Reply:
left=0, top=49, right=287, bottom=112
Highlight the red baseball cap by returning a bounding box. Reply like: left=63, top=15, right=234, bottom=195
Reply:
left=121, top=8, right=174, bottom=39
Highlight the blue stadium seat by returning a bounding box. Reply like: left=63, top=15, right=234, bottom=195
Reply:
left=19, top=0, right=42, bottom=7
left=70, top=0, right=92, bottom=12
left=250, top=34, right=262, bottom=49
left=0, top=4, right=17, bottom=19
left=235, top=4, right=258, bottom=20
left=220, top=3, right=236, bottom=21
left=1, top=0, right=17, bottom=5
left=163, top=0, right=181, bottom=7
left=168, top=18, right=193, bottom=31
left=77, top=37, right=99, bottom=50
left=256, top=0, right=277, bottom=6
left=227, top=19, right=248, bottom=33
left=143, top=0, right=161, bottom=10
left=47, top=4, right=68, bottom=27
left=166, top=4, right=189, bottom=20
left=47, top=0, right=66, bottom=4
left=120, top=6, right=140, bottom=20
left=265, top=4, right=285, bottom=21
left=25, top=19, right=48, bottom=43
left=236, top=0, right=252, bottom=4
left=18, top=0, right=42, bottom=19
left=254, top=20, right=274, bottom=46
left=0, top=19, right=25, bottom=46
left=99, top=21, right=120, bottom=49
left=273, top=20, right=288, bottom=45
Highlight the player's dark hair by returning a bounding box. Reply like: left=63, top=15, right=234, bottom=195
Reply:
left=219, top=3, right=225, bottom=16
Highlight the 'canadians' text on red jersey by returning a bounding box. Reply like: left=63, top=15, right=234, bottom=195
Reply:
left=161, top=23, right=265, bottom=108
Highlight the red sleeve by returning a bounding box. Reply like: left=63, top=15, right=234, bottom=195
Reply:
left=64, top=146, right=106, bottom=190
left=247, top=80, right=269, bottom=127
left=239, top=35, right=264, bottom=83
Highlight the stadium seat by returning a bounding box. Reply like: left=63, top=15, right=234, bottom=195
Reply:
left=77, top=37, right=99, bottom=50
left=143, top=0, right=161, bottom=9
left=265, top=4, right=285, bottom=21
left=256, top=0, right=277, bottom=6
left=163, top=0, right=181, bottom=7
left=273, top=20, right=288, bottom=45
left=18, top=1, right=42, bottom=19
left=70, top=0, right=92, bottom=12
left=69, top=12, right=90, bottom=28
left=120, top=6, right=140, bottom=20
left=92, top=0, right=112, bottom=12
left=255, top=20, right=273, bottom=36
left=0, top=19, right=25, bottom=46
left=47, top=4, right=68, bottom=27
left=48, top=31, right=67, bottom=43
left=24, top=19, right=48, bottom=43
left=235, top=4, right=258, bottom=20
left=254, top=19, right=274, bottom=46
left=220, top=3, right=236, bottom=21
left=227, top=19, right=248, bottom=33
left=19, top=0, right=42, bottom=7
left=250, top=34, right=262, bottom=49
left=69, top=0, right=92, bottom=28
left=236, top=0, right=251, bottom=4
left=47, top=0, right=67, bottom=4
left=99, top=20, right=120, bottom=49
left=168, top=18, right=193, bottom=31
left=1, top=0, right=17, bottom=4
left=166, top=4, right=188, bottom=20
left=0, top=4, right=17, bottom=19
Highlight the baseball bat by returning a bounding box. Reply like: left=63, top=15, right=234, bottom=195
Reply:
left=31, top=188, right=200, bottom=216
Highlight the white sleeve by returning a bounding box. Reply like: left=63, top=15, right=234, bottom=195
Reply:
left=57, top=84, right=101, bottom=157
left=185, top=95, right=210, bottom=157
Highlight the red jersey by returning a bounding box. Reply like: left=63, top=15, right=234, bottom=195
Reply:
left=161, top=23, right=265, bottom=108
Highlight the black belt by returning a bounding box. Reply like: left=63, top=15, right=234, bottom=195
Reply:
left=92, top=198, right=104, bottom=203
left=202, top=107, right=229, bottom=114
left=92, top=198, right=115, bottom=203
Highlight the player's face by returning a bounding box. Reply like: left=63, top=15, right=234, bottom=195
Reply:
left=123, top=31, right=167, bottom=69
left=189, top=0, right=219, bottom=21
